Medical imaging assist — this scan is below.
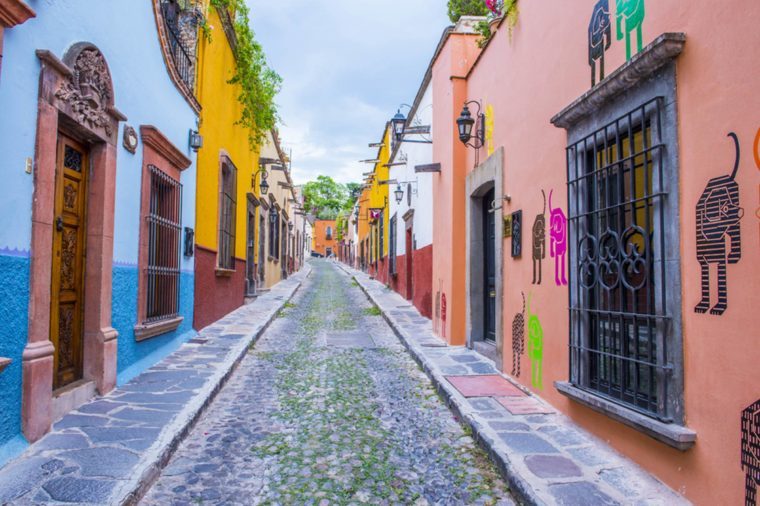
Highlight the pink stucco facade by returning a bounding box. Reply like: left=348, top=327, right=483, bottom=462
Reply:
left=429, top=2, right=760, bottom=504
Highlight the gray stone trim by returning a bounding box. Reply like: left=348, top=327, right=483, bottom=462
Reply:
left=465, top=147, right=504, bottom=371
left=551, top=33, right=686, bottom=129
left=555, top=382, right=696, bottom=451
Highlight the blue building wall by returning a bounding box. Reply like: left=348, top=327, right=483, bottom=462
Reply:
left=0, top=0, right=199, bottom=457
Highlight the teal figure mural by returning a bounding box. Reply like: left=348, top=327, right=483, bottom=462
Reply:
left=616, top=0, right=645, bottom=60
left=526, top=292, right=543, bottom=390
left=589, top=0, right=612, bottom=86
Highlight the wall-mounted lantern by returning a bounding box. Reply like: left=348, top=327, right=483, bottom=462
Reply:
left=390, top=104, right=432, bottom=145
left=269, top=208, right=278, bottom=224
left=391, top=110, right=406, bottom=143
left=456, top=101, right=485, bottom=149
left=259, top=177, right=270, bottom=195
left=189, top=129, right=203, bottom=151
left=394, top=184, right=404, bottom=204
left=288, top=221, right=294, bottom=231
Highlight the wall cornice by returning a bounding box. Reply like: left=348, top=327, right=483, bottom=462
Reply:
left=0, top=0, right=34, bottom=27
left=140, top=125, right=192, bottom=170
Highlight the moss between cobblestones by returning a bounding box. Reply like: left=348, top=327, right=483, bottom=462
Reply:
left=248, top=263, right=508, bottom=505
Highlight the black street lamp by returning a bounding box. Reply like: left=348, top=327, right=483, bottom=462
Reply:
left=457, top=101, right=485, bottom=149
left=391, top=110, right=406, bottom=143
left=259, top=175, right=269, bottom=195
left=394, top=184, right=404, bottom=204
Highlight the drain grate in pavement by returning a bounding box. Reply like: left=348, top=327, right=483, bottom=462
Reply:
left=324, top=331, right=377, bottom=349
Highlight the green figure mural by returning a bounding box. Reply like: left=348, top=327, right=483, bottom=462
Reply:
left=526, top=293, right=544, bottom=390
left=616, top=0, right=645, bottom=60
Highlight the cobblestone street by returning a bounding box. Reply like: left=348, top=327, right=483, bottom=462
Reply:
left=141, top=260, right=513, bottom=505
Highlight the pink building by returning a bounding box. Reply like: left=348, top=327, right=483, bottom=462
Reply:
left=429, top=2, right=760, bottom=504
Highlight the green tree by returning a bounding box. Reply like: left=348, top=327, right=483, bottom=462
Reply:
left=303, top=175, right=349, bottom=220
left=447, top=0, right=489, bottom=22
left=344, top=183, right=363, bottom=210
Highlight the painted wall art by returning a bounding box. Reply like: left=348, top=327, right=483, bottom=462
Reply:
left=549, top=190, right=568, bottom=286
left=532, top=190, right=546, bottom=284
left=589, top=0, right=612, bottom=86
left=695, top=132, right=743, bottom=316
left=755, top=128, right=760, bottom=247
left=510, top=291, right=526, bottom=377
left=511, top=210, right=522, bottom=258
left=742, top=398, right=760, bottom=506
left=616, top=0, right=645, bottom=60
left=526, top=292, right=543, bottom=390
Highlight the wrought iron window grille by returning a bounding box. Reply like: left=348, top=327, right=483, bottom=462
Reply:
left=566, top=96, right=673, bottom=422
left=161, top=0, right=200, bottom=93
left=218, top=161, right=237, bottom=270
left=146, top=165, right=182, bottom=323
left=389, top=214, right=397, bottom=275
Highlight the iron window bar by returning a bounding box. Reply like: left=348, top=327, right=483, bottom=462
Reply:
left=218, top=162, right=237, bottom=270
left=565, top=96, right=673, bottom=421
left=146, top=165, right=182, bottom=323
left=161, top=1, right=196, bottom=92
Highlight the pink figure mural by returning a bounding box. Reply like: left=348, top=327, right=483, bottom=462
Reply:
left=549, top=190, right=568, bottom=286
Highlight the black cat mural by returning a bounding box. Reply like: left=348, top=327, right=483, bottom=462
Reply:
left=694, top=132, right=744, bottom=316
left=532, top=190, right=546, bottom=284
left=588, top=0, right=612, bottom=86
left=742, top=399, right=760, bottom=506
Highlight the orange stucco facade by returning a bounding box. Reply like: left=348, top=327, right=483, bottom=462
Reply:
left=429, top=2, right=760, bottom=504
left=312, top=220, right=336, bottom=257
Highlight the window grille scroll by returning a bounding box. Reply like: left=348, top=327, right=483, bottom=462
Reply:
left=146, top=165, right=182, bottom=323
left=566, top=97, right=673, bottom=421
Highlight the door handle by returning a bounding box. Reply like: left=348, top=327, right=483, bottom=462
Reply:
left=56, top=216, right=64, bottom=232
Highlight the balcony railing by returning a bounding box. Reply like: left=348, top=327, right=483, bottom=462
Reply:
left=161, top=1, right=197, bottom=92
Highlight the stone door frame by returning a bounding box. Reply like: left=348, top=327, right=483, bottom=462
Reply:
left=465, top=147, right=504, bottom=370
left=23, top=43, right=126, bottom=441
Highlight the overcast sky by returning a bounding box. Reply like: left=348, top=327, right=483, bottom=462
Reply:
left=246, top=0, right=451, bottom=185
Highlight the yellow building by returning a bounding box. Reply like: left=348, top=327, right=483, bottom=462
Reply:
left=192, top=2, right=262, bottom=328
left=358, top=125, right=391, bottom=282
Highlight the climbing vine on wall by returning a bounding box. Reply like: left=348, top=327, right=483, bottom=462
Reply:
left=210, top=0, right=281, bottom=148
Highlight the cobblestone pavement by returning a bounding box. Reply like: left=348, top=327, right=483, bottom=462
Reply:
left=142, top=260, right=514, bottom=506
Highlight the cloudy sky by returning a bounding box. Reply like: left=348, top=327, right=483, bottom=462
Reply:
left=246, top=0, right=451, bottom=185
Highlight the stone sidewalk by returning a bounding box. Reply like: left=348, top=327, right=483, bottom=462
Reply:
left=0, top=266, right=310, bottom=506
left=338, top=262, right=689, bottom=506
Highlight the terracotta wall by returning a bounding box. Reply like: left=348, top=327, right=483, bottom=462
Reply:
left=432, top=1, right=760, bottom=503
left=193, top=247, right=244, bottom=330
left=312, top=220, right=336, bottom=257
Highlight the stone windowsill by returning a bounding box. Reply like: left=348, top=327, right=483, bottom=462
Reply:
left=555, top=381, right=696, bottom=451
left=551, top=32, right=686, bottom=129
left=0, top=356, right=11, bottom=373
left=215, top=267, right=235, bottom=277
left=134, top=316, right=184, bottom=342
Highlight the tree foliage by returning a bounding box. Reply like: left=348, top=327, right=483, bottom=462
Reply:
left=302, top=176, right=354, bottom=220
left=447, top=0, right=489, bottom=22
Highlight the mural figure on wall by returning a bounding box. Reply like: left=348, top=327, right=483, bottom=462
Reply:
left=741, top=398, right=760, bottom=506
left=532, top=190, right=546, bottom=284
left=526, top=292, right=543, bottom=389
left=694, top=132, right=743, bottom=315
left=588, top=0, right=612, bottom=86
left=754, top=128, right=760, bottom=247
left=510, top=291, right=526, bottom=377
left=549, top=190, right=568, bottom=286
left=616, top=0, right=645, bottom=61
left=512, top=210, right=522, bottom=258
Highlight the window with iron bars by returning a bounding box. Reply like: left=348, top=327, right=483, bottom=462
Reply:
left=566, top=97, right=674, bottom=421
left=379, top=212, right=384, bottom=262
left=269, top=208, right=280, bottom=259
left=218, top=160, right=236, bottom=270
left=389, top=214, right=397, bottom=275
left=146, top=165, right=182, bottom=323
left=160, top=0, right=198, bottom=92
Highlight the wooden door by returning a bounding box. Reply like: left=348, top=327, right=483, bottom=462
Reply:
left=405, top=227, right=413, bottom=300
left=51, top=134, right=88, bottom=389
left=246, top=202, right=256, bottom=295
left=483, top=188, right=496, bottom=343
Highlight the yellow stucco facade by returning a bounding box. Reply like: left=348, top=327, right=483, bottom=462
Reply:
left=195, top=4, right=261, bottom=259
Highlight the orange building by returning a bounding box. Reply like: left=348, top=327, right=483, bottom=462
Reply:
left=427, top=3, right=760, bottom=504
left=311, top=220, right=336, bottom=257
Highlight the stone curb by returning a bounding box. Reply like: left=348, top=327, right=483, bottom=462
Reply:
left=334, top=265, right=537, bottom=506
left=117, top=264, right=311, bottom=505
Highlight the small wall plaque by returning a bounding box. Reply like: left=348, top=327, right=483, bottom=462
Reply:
left=511, top=210, right=522, bottom=258
left=503, top=215, right=512, bottom=238
left=123, top=125, right=138, bottom=154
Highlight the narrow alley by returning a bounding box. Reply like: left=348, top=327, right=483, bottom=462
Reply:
left=141, top=260, right=512, bottom=505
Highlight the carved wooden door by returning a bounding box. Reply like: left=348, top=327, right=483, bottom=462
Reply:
left=51, top=134, right=88, bottom=389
